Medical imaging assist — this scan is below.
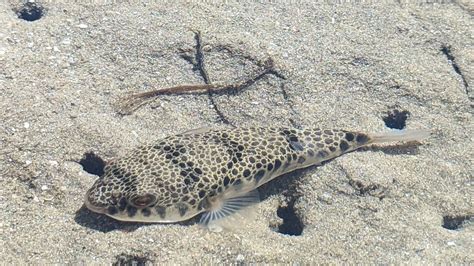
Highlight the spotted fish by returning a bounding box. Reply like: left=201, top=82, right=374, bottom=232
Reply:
left=84, top=127, right=429, bottom=228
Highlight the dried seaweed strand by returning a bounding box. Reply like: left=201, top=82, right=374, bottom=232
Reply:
left=117, top=57, right=277, bottom=115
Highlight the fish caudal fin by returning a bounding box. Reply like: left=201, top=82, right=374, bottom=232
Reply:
left=369, top=129, right=431, bottom=144
left=199, top=189, right=260, bottom=232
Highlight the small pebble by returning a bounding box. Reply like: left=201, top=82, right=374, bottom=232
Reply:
left=236, top=254, right=245, bottom=262
left=318, top=192, right=333, bottom=204
left=132, top=130, right=139, bottom=138
left=77, top=24, right=88, bottom=29
left=61, top=38, right=71, bottom=45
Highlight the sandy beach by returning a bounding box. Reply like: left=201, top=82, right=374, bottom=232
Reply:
left=0, top=0, right=472, bottom=264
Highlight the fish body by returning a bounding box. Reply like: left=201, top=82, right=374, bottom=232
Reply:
left=85, top=127, right=429, bottom=227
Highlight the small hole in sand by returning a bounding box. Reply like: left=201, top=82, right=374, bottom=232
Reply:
left=442, top=215, right=473, bottom=230
left=383, top=109, right=410, bottom=129
left=276, top=201, right=304, bottom=236
left=79, top=152, right=105, bottom=176
left=15, top=2, right=44, bottom=21
left=113, top=253, right=152, bottom=266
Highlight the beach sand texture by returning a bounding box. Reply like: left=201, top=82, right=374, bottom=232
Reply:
left=0, top=1, right=473, bottom=264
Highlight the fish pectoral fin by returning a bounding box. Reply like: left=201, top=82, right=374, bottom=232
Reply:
left=199, top=189, right=260, bottom=230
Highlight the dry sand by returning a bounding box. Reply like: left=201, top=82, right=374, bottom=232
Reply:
left=1, top=0, right=473, bottom=264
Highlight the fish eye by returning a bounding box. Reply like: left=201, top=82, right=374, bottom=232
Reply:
left=131, top=194, right=157, bottom=208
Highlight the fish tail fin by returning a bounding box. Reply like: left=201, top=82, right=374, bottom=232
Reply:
left=369, top=129, right=431, bottom=144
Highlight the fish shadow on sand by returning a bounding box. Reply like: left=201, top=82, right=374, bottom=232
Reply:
left=74, top=204, right=201, bottom=233
left=74, top=142, right=423, bottom=232
left=362, top=141, right=424, bottom=156
left=74, top=205, right=149, bottom=233
left=259, top=142, right=424, bottom=200
left=75, top=205, right=201, bottom=232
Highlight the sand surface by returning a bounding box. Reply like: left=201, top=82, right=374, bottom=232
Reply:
left=1, top=1, right=473, bottom=264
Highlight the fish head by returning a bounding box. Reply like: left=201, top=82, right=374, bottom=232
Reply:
left=84, top=160, right=200, bottom=223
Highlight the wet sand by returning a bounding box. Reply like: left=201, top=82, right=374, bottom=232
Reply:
left=0, top=1, right=472, bottom=264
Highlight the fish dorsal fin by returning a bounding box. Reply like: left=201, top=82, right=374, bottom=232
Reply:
left=180, top=126, right=213, bottom=135
left=199, top=189, right=260, bottom=232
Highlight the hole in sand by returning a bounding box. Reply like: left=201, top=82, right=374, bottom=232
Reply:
left=383, top=109, right=410, bottom=129
left=276, top=201, right=304, bottom=236
left=79, top=152, right=105, bottom=176
left=113, top=253, right=152, bottom=266
left=15, top=2, right=44, bottom=21
left=442, top=215, right=473, bottom=230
